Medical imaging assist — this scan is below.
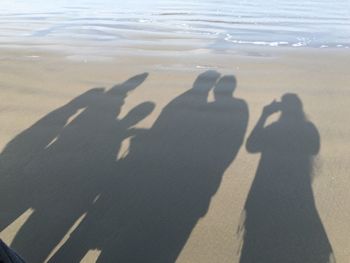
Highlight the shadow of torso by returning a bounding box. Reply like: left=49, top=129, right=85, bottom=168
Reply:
left=46, top=72, right=248, bottom=263
left=240, top=117, right=333, bottom=263
left=93, top=80, right=248, bottom=263
left=0, top=73, right=149, bottom=262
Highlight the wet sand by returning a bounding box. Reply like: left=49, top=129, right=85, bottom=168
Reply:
left=0, top=48, right=349, bottom=262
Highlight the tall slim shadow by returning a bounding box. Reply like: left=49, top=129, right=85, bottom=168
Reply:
left=0, top=88, right=98, bottom=229
left=51, top=70, right=249, bottom=262
left=239, top=94, right=334, bottom=263
left=0, top=73, right=150, bottom=262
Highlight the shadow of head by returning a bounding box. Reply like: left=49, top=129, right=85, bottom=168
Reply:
left=214, top=75, right=237, bottom=100
left=107, top=72, right=149, bottom=96
left=192, top=70, right=221, bottom=91
left=67, top=87, right=105, bottom=109
left=280, top=93, right=305, bottom=120
left=121, top=102, right=155, bottom=127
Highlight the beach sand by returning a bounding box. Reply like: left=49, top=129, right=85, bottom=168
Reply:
left=0, top=47, right=349, bottom=262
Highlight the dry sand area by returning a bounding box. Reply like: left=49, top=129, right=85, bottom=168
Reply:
left=0, top=48, right=349, bottom=262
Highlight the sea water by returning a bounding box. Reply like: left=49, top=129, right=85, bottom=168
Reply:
left=0, top=0, right=349, bottom=54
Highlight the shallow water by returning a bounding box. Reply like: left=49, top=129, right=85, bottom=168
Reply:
left=1, top=0, right=350, bottom=54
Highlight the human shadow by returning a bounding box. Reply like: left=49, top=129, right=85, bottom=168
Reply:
left=0, top=73, right=152, bottom=262
left=239, top=94, right=334, bottom=263
left=50, top=70, right=249, bottom=262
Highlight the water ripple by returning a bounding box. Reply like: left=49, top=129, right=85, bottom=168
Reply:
left=0, top=0, right=349, bottom=53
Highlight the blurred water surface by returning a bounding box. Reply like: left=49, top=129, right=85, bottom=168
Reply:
left=1, top=0, right=350, bottom=54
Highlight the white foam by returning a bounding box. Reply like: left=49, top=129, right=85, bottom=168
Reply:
left=224, top=35, right=290, bottom=47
